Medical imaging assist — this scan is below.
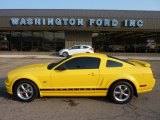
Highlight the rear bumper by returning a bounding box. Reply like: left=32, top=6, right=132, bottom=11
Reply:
left=137, top=78, right=155, bottom=94
left=89, top=51, right=94, bottom=53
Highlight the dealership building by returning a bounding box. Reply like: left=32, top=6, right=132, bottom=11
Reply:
left=0, top=9, right=160, bottom=53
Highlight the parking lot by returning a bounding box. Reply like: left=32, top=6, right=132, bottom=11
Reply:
left=0, top=58, right=160, bottom=120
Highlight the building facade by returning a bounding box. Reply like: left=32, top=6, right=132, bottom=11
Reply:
left=0, top=9, right=160, bottom=53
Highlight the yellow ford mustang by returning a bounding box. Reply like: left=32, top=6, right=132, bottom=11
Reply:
left=5, top=53, right=155, bottom=104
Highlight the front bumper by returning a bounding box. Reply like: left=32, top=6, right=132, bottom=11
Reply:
left=5, top=79, right=13, bottom=94
left=59, top=51, right=63, bottom=56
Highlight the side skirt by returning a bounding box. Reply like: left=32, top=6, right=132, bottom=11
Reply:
left=39, top=88, right=108, bottom=97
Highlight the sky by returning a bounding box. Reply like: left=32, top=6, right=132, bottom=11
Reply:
left=0, top=0, right=160, bottom=11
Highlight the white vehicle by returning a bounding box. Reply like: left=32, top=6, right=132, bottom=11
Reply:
left=59, top=45, right=94, bottom=57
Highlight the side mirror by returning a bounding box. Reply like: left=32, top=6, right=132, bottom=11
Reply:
left=56, top=64, right=67, bottom=71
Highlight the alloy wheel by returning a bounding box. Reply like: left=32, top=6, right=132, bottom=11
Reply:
left=113, top=84, right=131, bottom=102
left=17, top=83, right=34, bottom=100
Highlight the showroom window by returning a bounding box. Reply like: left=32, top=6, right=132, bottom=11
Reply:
left=92, top=32, right=160, bottom=53
left=0, top=32, right=10, bottom=51
left=0, top=31, right=65, bottom=52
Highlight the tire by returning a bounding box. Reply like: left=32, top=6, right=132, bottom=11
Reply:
left=108, top=81, right=134, bottom=104
left=13, top=80, right=39, bottom=102
left=62, top=52, right=69, bottom=57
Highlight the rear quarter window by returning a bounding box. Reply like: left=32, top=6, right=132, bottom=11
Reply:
left=106, top=60, right=123, bottom=67
left=83, top=46, right=89, bottom=49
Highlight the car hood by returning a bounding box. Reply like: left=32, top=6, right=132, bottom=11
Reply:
left=19, top=63, right=49, bottom=69
left=60, top=48, right=68, bottom=51
left=7, top=63, right=52, bottom=81
left=9, top=63, right=50, bottom=74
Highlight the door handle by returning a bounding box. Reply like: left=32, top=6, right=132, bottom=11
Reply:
left=88, top=73, right=95, bottom=76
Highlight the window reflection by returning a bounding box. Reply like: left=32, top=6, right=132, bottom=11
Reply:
left=92, top=32, right=160, bottom=53
left=22, top=32, right=32, bottom=51
left=0, top=31, right=160, bottom=53
left=11, top=32, right=22, bottom=51
left=0, top=32, right=10, bottom=51
left=0, top=31, right=65, bottom=52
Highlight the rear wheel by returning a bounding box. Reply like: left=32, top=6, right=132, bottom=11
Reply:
left=13, top=80, right=38, bottom=102
left=62, top=52, right=69, bottom=57
left=108, top=81, right=134, bottom=104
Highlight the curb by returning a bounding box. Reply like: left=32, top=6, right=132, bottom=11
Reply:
left=0, top=55, right=64, bottom=59
left=0, top=55, right=160, bottom=60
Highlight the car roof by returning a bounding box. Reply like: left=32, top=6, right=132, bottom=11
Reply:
left=72, top=53, right=107, bottom=58
left=74, top=45, right=91, bottom=46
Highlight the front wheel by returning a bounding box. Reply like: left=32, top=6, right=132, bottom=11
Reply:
left=13, top=80, right=38, bottom=102
left=108, top=81, right=134, bottom=104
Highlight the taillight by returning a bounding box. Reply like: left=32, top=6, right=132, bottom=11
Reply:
left=89, top=48, right=94, bottom=51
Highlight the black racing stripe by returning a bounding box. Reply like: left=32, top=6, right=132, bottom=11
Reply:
left=40, top=89, right=53, bottom=91
left=40, top=88, right=108, bottom=91
left=96, top=88, right=108, bottom=90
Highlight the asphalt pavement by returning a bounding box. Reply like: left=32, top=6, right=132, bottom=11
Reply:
left=0, top=58, right=160, bottom=120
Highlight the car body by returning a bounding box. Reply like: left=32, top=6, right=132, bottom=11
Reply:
left=5, top=53, right=155, bottom=103
left=59, top=45, right=94, bottom=57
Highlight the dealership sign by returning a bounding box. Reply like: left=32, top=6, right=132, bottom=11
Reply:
left=10, top=18, right=143, bottom=27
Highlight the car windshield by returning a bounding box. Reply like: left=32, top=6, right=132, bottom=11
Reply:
left=107, top=55, right=134, bottom=66
left=47, top=56, right=71, bottom=70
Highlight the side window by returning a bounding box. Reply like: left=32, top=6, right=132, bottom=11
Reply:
left=64, top=57, right=100, bottom=69
left=83, top=46, right=89, bottom=49
left=106, top=60, right=123, bottom=67
left=71, top=46, right=81, bottom=49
